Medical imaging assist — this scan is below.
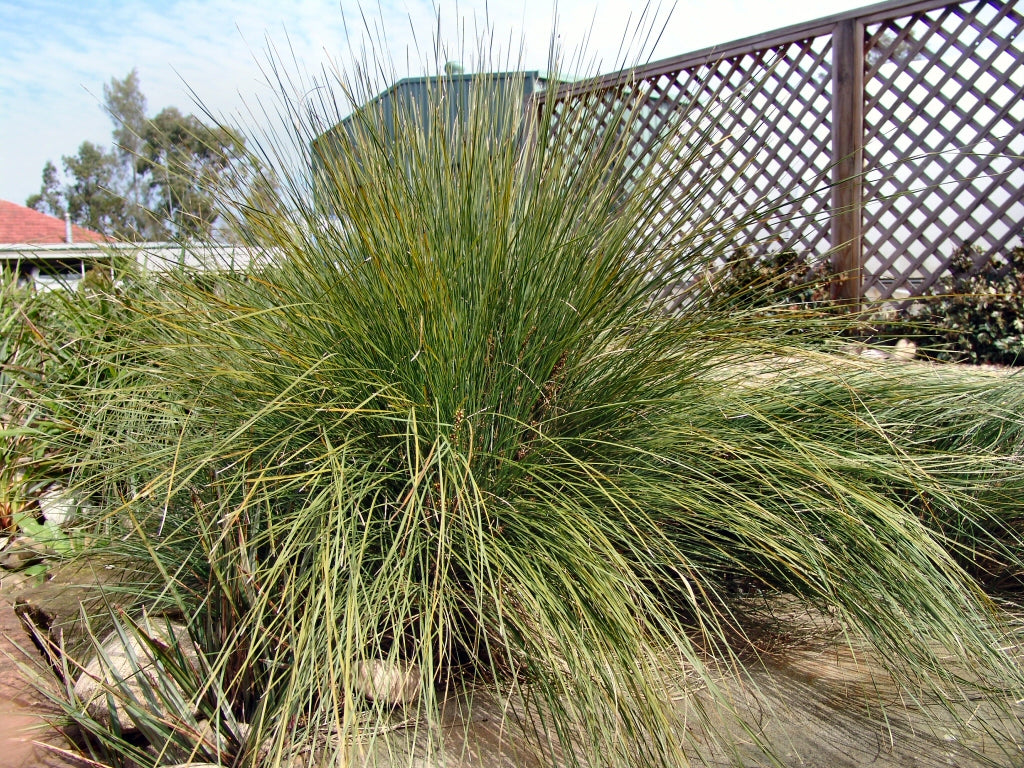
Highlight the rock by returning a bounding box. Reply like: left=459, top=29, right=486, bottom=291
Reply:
left=0, top=536, right=53, bottom=570
left=860, top=348, right=890, bottom=361
left=37, top=487, right=81, bottom=526
left=0, top=569, right=31, bottom=593
left=196, top=719, right=229, bottom=753
left=891, top=338, right=917, bottom=362
left=354, top=658, right=423, bottom=706
left=13, top=598, right=64, bottom=681
left=195, top=718, right=251, bottom=753
left=73, top=616, right=201, bottom=731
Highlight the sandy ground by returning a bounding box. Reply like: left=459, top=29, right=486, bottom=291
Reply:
left=0, top=570, right=1021, bottom=768
left=0, top=572, right=82, bottom=768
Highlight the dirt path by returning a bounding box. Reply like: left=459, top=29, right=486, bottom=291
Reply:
left=0, top=578, right=82, bottom=768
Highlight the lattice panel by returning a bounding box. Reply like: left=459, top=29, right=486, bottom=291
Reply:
left=862, top=0, right=1024, bottom=299
left=545, top=35, right=835, bottom=293
left=540, top=0, right=1024, bottom=303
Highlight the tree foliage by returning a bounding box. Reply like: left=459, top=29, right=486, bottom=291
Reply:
left=138, top=106, right=241, bottom=239
left=26, top=69, right=242, bottom=241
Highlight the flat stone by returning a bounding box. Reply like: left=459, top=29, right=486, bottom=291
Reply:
left=36, top=488, right=81, bottom=527
left=891, top=338, right=917, bottom=361
left=0, top=537, right=52, bottom=571
left=73, top=616, right=201, bottom=731
left=354, top=659, right=422, bottom=706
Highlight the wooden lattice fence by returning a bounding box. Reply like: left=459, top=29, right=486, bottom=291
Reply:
left=538, top=0, right=1024, bottom=304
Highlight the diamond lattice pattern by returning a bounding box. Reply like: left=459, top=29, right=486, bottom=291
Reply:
left=543, top=0, right=1023, bottom=302
left=863, top=0, right=1024, bottom=298
left=546, top=36, right=835, bottom=302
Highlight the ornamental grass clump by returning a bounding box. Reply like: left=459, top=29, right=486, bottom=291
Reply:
left=27, top=40, right=1024, bottom=768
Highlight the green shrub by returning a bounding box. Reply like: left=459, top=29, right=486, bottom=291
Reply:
left=21, top=48, right=1024, bottom=768
left=711, top=246, right=832, bottom=309
left=0, top=270, right=83, bottom=526
left=911, top=244, right=1024, bottom=365
left=1, top=265, right=143, bottom=486
left=1, top=271, right=41, bottom=525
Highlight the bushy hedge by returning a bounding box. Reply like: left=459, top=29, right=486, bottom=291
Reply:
left=711, top=247, right=832, bottom=309
left=712, top=241, right=1023, bottom=366
left=906, top=245, right=1024, bottom=366
left=0, top=265, right=156, bottom=526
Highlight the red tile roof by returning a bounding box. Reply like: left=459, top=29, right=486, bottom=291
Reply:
left=0, top=200, right=108, bottom=245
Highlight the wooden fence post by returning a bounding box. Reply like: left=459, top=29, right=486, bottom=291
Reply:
left=830, top=18, right=865, bottom=307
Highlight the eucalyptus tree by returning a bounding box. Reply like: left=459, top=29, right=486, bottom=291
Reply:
left=27, top=69, right=242, bottom=241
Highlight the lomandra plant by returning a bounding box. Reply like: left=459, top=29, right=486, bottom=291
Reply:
left=1, top=268, right=114, bottom=531
left=34, top=35, right=1024, bottom=768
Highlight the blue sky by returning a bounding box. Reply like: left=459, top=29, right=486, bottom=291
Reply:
left=0, top=0, right=867, bottom=206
